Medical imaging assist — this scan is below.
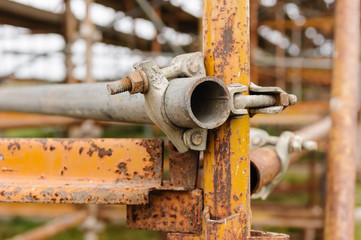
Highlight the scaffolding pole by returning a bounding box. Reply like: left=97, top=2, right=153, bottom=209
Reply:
left=324, top=0, right=360, bottom=239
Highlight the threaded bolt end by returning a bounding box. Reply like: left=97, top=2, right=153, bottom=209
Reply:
left=107, top=78, right=132, bottom=95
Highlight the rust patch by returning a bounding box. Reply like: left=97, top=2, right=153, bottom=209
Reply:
left=169, top=142, right=199, bottom=189
left=116, top=162, right=127, bottom=175
left=7, top=142, right=20, bottom=151
left=127, top=190, right=202, bottom=233
left=0, top=138, right=164, bottom=204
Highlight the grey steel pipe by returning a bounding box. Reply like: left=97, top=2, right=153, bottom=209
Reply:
left=0, top=77, right=230, bottom=129
left=165, top=76, right=230, bottom=129
left=0, top=83, right=151, bottom=125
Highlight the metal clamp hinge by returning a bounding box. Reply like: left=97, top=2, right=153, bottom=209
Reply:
left=228, top=83, right=297, bottom=118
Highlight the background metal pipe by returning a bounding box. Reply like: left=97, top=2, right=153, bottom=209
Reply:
left=251, top=116, right=332, bottom=195
left=324, top=0, right=359, bottom=238
left=250, top=147, right=281, bottom=194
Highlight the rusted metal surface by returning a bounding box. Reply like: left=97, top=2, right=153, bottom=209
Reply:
left=247, top=230, right=289, bottom=240
left=127, top=190, right=202, bottom=233
left=107, top=70, right=148, bottom=95
left=203, top=1, right=251, bottom=235
left=250, top=147, right=281, bottom=194
left=0, top=138, right=163, bottom=204
left=169, top=142, right=199, bottom=189
left=167, top=233, right=203, bottom=240
left=204, top=206, right=247, bottom=240
left=8, top=210, right=88, bottom=240
left=324, top=0, right=360, bottom=239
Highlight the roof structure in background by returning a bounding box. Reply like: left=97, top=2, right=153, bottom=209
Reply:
left=0, top=0, right=337, bottom=90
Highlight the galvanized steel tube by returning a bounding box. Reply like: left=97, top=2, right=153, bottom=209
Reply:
left=165, top=76, right=230, bottom=129
left=0, top=83, right=151, bottom=125
left=0, top=78, right=231, bottom=129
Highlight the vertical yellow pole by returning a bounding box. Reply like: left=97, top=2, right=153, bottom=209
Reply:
left=203, top=0, right=250, bottom=236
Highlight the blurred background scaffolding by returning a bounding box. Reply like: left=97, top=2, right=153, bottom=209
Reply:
left=0, top=0, right=360, bottom=240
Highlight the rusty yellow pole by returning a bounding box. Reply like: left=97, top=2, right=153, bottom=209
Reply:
left=324, top=0, right=360, bottom=239
left=203, top=0, right=250, bottom=236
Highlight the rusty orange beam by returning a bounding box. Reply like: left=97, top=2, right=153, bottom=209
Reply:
left=324, top=0, right=360, bottom=239
left=0, top=138, right=163, bottom=204
left=8, top=210, right=87, bottom=240
left=203, top=0, right=250, bottom=238
left=0, top=112, right=80, bottom=129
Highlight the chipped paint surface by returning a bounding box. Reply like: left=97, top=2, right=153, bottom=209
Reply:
left=0, top=138, right=163, bottom=204
left=127, top=190, right=202, bottom=233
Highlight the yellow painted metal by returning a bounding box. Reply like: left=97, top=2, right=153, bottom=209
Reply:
left=0, top=138, right=163, bottom=204
left=203, top=0, right=250, bottom=238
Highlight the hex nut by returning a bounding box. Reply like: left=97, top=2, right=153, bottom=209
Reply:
left=127, top=70, right=147, bottom=94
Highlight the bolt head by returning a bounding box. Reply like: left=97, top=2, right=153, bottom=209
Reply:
left=191, top=133, right=203, bottom=146
left=187, top=61, right=200, bottom=75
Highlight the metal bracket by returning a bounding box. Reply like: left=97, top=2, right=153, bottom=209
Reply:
left=134, top=53, right=208, bottom=153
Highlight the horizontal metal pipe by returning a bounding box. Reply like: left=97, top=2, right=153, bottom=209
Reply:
left=0, top=77, right=231, bottom=129
left=0, top=83, right=151, bottom=125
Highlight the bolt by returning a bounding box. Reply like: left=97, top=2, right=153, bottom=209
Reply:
left=107, top=78, right=132, bottom=95
left=187, top=61, right=200, bottom=75
left=191, top=132, right=203, bottom=146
